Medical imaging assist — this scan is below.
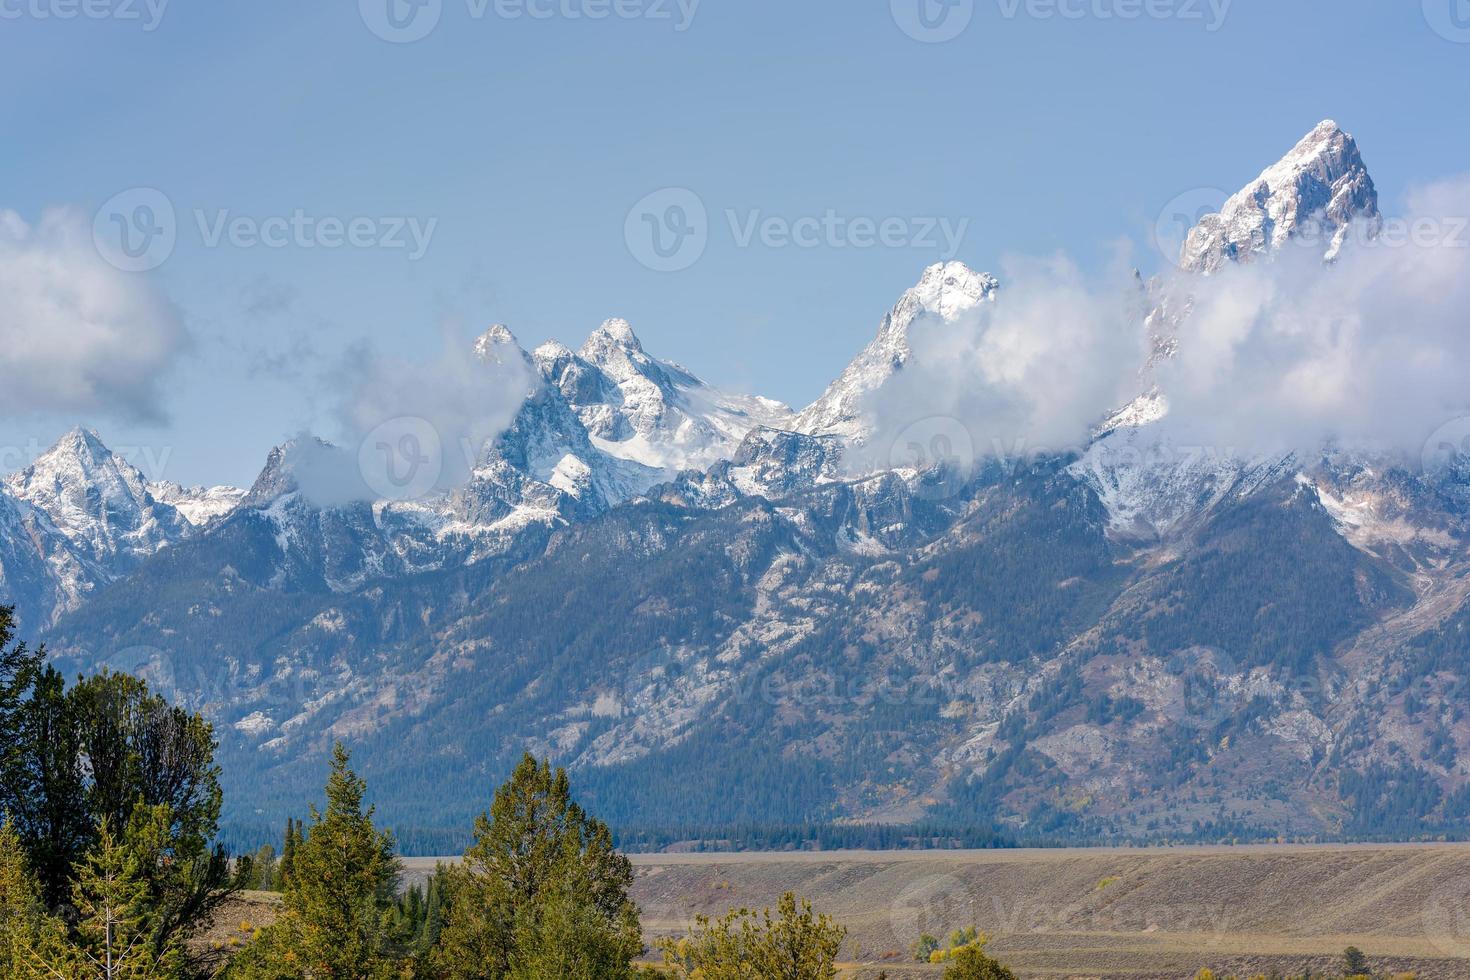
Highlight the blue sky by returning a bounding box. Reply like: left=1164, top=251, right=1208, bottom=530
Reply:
left=1, top=0, right=1467, bottom=487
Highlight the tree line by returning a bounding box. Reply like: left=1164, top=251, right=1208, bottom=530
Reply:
left=0, top=606, right=1021, bottom=979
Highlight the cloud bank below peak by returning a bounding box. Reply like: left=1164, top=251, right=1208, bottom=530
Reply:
left=848, top=174, right=1470, bottom=471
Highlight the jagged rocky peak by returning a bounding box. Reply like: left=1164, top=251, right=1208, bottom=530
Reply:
left=3, top=426, right=192, bottom=566
left=906, top=260, right=1001, bottom=322
left=531, top=339, right=576, bottom=374
left=12, top=426, right=126, bottom=483
left=8, top=427, right=157, bottom=525
left=796, top=260, right=998, bottom=440
left=243, top=436, right=342, bottom=504
left=1181, top=119, right=1380, bottom=273
left=582, top=316, right=644, bottom=358
left=472, top=323, right=528, bottom=366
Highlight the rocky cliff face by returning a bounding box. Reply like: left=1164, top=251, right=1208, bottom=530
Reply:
left=21, top=121, right=1470, bottom=845
left=1180, top=120, right=1380, bottom=273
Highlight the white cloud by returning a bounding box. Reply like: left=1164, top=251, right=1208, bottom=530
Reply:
left=285, top=323, right=535, bottom=507
left=1154, top=176, right=1470, bottom=456
left=858, top=176, right=1470, bottom=471
left=855, top=253, right=1151, bottom=469
left=0, top=207, right=188, bottom=422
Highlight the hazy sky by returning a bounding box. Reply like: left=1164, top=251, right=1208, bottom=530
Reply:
left=2, top=0, right=1468, bottom=487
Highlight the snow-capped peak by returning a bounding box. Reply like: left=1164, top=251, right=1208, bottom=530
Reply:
left=582, top=317, right=644, bottom=357
left=3, top=426, right=195, bottom=579
left=795, top=261, right=999, bottom=440
left=473, top=323, right=526, bottom=365
left=1180, top=119, right=1380, bottom=273
left=908, top=260, right=1001, bottom=322
left=8, top=426, right=154, bottom=519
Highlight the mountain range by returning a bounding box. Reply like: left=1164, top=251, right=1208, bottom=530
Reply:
left=10, top=120, right=1470, bottom=848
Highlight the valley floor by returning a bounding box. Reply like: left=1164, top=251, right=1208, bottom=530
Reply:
left=399, top=843, right=1470, bottom=978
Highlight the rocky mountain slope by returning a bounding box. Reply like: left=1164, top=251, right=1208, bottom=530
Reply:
left=22, top=121, right=1470, bottom=847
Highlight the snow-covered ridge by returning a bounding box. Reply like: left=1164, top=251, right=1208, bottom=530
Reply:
left=795, top=260, right=999, bottom=441
left=537, top=317, right=795, bottom=479
left=0, top=426, right=245, bottom=626
left=0, top=121, right=1422, bottom=624
left=1084, top=121, right=1389, bottom=539
left=1180, top=119, right=1380, bottom=273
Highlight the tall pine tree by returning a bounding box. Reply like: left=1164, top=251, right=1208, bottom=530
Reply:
left=433, top=754, right=642, bottom=980
left=22, top=821, right=189, bottom=980
left=226, top=743, right=400, bottom=979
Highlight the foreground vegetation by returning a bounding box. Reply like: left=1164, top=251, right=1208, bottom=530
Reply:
left=0, top=606, right=1020, bottom=979
left=0, top=606, right=1440, bottom=979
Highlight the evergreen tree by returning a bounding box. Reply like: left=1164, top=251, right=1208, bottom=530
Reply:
left=250, top=845, right=277, bottom=892
left=0, top=607, right=44, bottom=826
left=226, top=743, right=400, bottom=980
left=26, top=821, right=188, bottom=980
left=0, top=818, right=50, bottom=978
left=433, top=754, right=641, bottom=980
left=11, top=664, right=90, bottom=908
left=278, top=819, right=297, bottom=891
left=420, top=872, right=444, bottom=956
